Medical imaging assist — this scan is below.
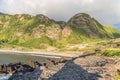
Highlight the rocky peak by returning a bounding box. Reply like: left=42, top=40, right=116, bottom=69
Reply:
left=73, top=13, right=91, bottom=18
left=8, top=14, right=31, bottom=21
left=36, top=14, right=49, bottom=21
left=66, top=13, right=106, bottom=38
left=68, top=13, right=94, bottom=27
left=34, top=14, right=55, bottom=26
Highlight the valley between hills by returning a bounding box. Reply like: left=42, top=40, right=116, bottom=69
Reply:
left=0, top=12, right=120, bottom=80
left=0, top=12, right=120, bottom=53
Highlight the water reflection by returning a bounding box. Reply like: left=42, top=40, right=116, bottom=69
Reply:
left=0, top=52, right=47, bottom=64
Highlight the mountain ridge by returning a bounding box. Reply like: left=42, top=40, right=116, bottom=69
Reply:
left=0, top=12, right=120, bottom=49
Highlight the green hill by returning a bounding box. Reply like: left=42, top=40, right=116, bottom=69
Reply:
left=0, top=12, right=120, bottom=49
left=62, top=13, right=120, bottom=44
left=103, top=25, right=120, bottom=38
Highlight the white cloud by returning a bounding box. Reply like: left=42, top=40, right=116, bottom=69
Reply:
left=0, top=0, right=120, bottom=24
left=74, top=0, right=93, bottom=5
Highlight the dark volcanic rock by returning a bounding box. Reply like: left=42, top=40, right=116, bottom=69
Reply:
left=0, top=61, right=41, bottom=75
left=39, top=56, right=120, bottom=80
left=8, top=68, right=41, bottom=80
left=0, top=61, right=43, bottom=80
left=0, top=56, right=120, bottom=80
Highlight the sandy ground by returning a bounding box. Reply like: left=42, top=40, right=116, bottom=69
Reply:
left=0, top=49, right=79, bottom=58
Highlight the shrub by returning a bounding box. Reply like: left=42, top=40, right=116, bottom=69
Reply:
left=102, top=49, right=120, bottom=56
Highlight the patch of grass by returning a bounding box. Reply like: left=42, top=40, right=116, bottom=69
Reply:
left=23, top=17, right=40, bottom=33
left=103, top=25, right=120, bottom=38
left=117, top=71, right=120, bottom=80
left=68, top=47, right=79, bottom=51
left=102, top=49, right=120, bottom=56
left=20, top=36, right=53, bottom=49
left=67, top=27, right=89, bottom=44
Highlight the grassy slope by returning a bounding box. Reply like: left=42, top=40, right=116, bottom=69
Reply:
left=103, top=25, right=120, bottom=38
left=0, top=14, right=120, bottom=49
left=0, top=15, right=44, bottom=47
left=66, top=27, right=90, bottom=44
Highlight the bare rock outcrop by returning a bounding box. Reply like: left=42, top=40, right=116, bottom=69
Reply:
left=0, top=56, right=120, bottom=80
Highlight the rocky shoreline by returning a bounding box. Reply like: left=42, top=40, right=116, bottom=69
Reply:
left=0, top=55, right=120, bottom=80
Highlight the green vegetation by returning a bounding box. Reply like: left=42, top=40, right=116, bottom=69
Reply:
left=117, top=71, right=120, bottom=80
left=67, top=27, right=89, bottom=44
left=1, top=13, right=120, bottom=80
left=102, top=49, right=120, bottom=56
left=103, top=25, right=120, bottom=38
left=0, top=13, right=120, bottom=50
left=20, top=36, right=53, bottom=49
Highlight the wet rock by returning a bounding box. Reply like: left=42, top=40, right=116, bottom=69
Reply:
left=40, top=56, right=120, bottom=80
left=27, top=61, right=42, bottom=68
left=44, top=57, right=69, bottom=68
left=0, top=56, right=120, bottom=80
left=9, top=68, right=42, bottom=80
left=0, top=61, right=41, bottom=76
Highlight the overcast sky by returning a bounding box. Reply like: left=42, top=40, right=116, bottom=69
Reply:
left=0, top=0, right=119, bottom=24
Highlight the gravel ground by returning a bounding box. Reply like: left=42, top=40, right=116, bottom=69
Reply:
left=8, top=55, right=120, bottom=80
left=40, top=56, right=120, bottom=80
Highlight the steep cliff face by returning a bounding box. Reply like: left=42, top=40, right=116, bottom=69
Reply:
left=30, top=14, right=62, bottom=40
left=0, top=13, right=62, bottom=41
left=64, top=13, right=109, bottom=38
